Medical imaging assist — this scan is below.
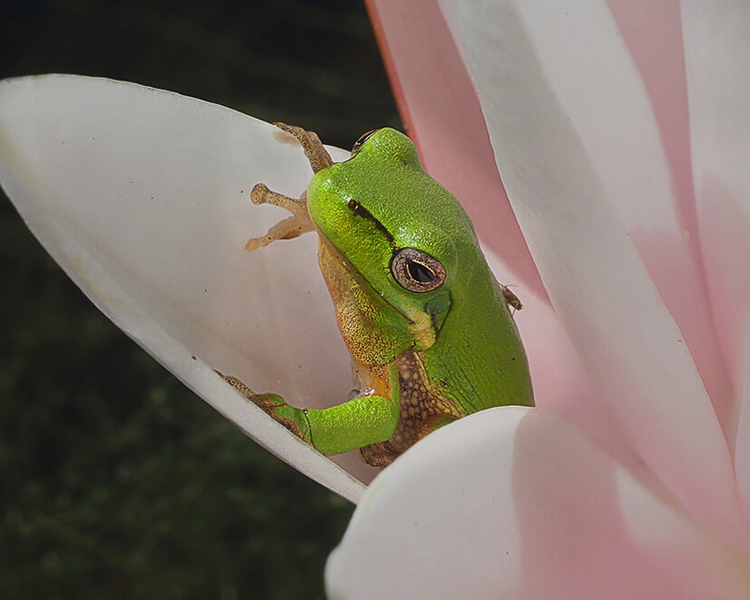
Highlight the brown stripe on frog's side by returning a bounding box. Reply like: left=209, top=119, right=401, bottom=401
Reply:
left=360, top=351, right=466, bottom=467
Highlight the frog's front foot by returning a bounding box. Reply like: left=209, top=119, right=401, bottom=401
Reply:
left=244, top=122, right=333, bottom=252
left=216, top=371, right=312, bottom=445
left=244, top=183, right=315, bottom=251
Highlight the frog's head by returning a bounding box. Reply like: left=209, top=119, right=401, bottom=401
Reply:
left=306, top=128, right=483, bottom=352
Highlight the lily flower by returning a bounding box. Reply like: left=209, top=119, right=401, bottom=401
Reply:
left=2, top=0, right=749, bottom=598
left=326, top=0, right=750, bottom=598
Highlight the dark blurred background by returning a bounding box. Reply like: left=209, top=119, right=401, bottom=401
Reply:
left=0, top=1, right=399, bottom=598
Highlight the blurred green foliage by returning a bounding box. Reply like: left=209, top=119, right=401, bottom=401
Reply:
left=0, top=1, right=399, bottom=598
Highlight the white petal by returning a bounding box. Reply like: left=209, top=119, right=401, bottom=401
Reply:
left=326, top=408, right=750, bottom=600
left=0, top=74, right=370, bottom=501
left=440, top=0, right=747, bottom=548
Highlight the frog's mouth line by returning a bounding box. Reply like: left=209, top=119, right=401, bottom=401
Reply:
left=317, top=235, right=415, bottom=327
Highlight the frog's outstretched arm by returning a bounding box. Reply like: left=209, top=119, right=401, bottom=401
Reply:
left=217, top=372, right=399, bottom=455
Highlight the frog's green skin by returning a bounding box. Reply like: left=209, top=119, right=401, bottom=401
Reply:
left=225, top=124, right=533, bottom=467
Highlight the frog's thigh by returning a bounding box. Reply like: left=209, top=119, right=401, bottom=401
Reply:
left=305, top=394, right=400, bottom=456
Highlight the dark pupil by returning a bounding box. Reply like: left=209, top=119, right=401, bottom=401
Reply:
left=408, top=259, right=435, bottom=283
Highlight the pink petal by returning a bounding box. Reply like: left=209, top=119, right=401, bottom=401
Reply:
left=0, top=75, right=371, bottom=500
left=327, top=408, right=750, bottom=599
left=737, top=325, right=750, bottom=522
left=365, top=0, right=542, bottom=295
left=681, top=0, right=750, bottom=519
left=440, top=0, right=748, bottom=549
left=604, top=0, right=734, bottom=431
left=365, top=0, right=636, bottom=467
left=486, top=251, right=636, bottom=465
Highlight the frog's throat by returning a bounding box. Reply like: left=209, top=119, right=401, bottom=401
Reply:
left=317, top=236, right=437, bottom=352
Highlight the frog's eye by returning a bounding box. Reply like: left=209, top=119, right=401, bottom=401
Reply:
left=351, top=129, right=378, bottom=154
left=391, top=248, right=446, bottom=293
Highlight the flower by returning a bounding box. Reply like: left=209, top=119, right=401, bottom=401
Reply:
left=3, top=0, right=750, bottom=597
left=324, top=0, right=750, bottom=598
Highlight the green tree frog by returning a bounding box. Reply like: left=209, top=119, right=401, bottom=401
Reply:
left=220, top=123, right=534, bottom=467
